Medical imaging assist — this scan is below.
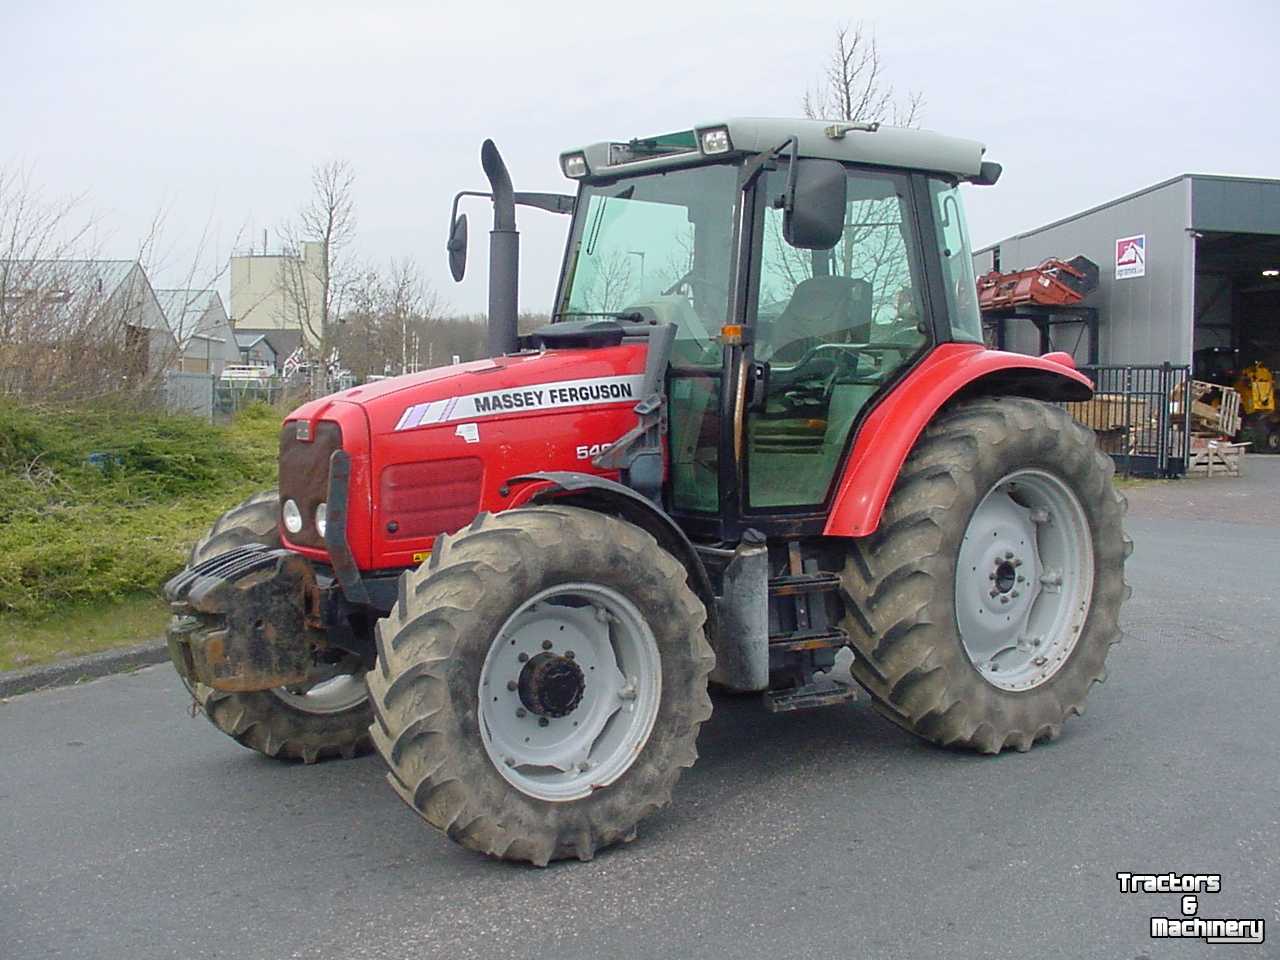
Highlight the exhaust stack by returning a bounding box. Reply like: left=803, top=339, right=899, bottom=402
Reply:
left=481, top=140, right=519, bottom=357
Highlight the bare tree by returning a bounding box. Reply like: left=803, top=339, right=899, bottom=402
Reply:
left=802, top=22, right=924, bottom=128
left=279, top=160, right=356, bottom=391
left=581, top=251, right=635, bottom=314
left=761, top=23, right=925, bottom=327
left=338, top=258, right=443, bottom=380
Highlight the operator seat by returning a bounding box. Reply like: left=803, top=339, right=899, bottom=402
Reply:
left=767, top=275, right=871, bottom=364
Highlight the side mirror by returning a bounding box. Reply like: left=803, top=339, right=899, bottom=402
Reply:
left=783, top=158, right=847, bottom=250
left=447, top=212, right=468, bottom=282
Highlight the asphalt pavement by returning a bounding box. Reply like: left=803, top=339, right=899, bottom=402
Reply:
left=3, top=461, right=1278, bottom=960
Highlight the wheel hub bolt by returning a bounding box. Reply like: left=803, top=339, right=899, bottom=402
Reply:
left=1000, top=596, right=1010, bottom=604
left=565, top=650, right=575, bottom=659
left=538, top=717, right=550, bottom=728
left=517, top=652, right=529, bottom=663
left=507, top=680, right=518, bottom=691
left=1005, top=551, right=1014, bottom=560
left=515, top=707, right=527, bottom=718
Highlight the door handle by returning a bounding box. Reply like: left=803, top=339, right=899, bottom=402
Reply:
left=746, top=361, right=770, bottom=413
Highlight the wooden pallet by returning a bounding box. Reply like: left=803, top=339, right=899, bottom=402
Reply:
left=1186, top=436, right=1249, bottom=477
left=1170, top=380, right=1242, bottom=436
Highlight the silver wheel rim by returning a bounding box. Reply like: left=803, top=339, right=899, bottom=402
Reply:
left=478, top=583, right=662, bottom=803
left=270, top=675, right=367, bottom=714
left=955, top=469, right=1094, bottom=692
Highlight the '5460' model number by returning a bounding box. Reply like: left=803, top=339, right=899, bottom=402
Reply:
left=575, top=442, right=613, bottom=460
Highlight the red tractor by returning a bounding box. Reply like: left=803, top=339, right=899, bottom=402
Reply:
left=166, top=119, right=1130, bottom=865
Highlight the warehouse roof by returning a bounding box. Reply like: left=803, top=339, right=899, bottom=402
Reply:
left=976, top=174, right=1280, bottom=254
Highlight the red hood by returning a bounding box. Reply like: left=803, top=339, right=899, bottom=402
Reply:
left=287, top=344, right=648, bottom=435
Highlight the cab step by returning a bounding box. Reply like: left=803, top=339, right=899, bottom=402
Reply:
left=767, top=573, right=841, bottom=597
left=768, top=626, right=849, bottom=652
left=763, top=676, right=859, bottom=713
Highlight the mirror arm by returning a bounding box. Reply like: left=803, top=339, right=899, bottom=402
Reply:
left=779, top=137, right=800, bottom=212
left=451, top=189, right=575, bottom=224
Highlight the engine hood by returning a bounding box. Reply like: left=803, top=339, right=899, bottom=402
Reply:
left=287, top=344, right=648, bottom=437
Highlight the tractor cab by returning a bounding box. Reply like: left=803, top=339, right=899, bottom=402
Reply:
left=500, top=119, right=994, bottom=538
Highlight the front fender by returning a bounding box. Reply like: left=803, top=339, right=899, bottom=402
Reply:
left=506, top=471, right=718, bottom=640
left=824, top=344, right=1093, bottom=538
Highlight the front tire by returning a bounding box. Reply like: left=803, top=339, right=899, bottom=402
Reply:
left=182, top=489, right=373, bottom=764
left=367, top=506, right=714, bottom=865
left=839, top=397, right=1130, bottom=754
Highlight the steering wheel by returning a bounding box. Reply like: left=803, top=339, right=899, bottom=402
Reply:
left=760, top=343, right=865, bottom=413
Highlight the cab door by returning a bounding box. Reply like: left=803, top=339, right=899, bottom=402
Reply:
left=743, top=166, right=932, bottom=512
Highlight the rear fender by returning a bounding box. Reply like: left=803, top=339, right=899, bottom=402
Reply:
left=823, top=344, right=1093, bottom=537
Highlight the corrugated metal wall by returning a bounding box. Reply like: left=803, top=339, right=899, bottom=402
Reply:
left=975, top=177, right=1193, bottom=366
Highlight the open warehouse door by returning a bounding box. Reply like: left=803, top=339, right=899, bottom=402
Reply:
left=1194, top=230, right=1280, bottom=452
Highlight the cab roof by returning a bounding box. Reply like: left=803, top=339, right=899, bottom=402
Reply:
left=566, top=117, right=991, bottom=182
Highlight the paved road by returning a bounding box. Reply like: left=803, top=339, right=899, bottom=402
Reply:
left=4, top=462, right=1278, bottom=960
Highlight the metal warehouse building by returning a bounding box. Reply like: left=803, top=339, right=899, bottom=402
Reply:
left=974, top=174, right=1280, bottom=377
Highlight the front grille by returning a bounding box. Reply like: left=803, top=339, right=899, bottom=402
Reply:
left=278, top=420, right=342, bottom=548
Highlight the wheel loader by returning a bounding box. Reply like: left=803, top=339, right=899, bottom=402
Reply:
left=166, top=118, right=1131, bottom=865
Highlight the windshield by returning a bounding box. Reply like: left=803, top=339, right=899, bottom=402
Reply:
left=558, top=163, right=739, bottom=365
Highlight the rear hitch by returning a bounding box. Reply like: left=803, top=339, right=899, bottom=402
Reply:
left=163, top=545, right=333, bottom=693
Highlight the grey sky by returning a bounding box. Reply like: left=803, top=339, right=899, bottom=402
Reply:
left=3, top=0, right=1275, bottom=316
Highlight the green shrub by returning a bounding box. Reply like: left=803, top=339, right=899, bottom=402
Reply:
left=0, top=401, right=281, bottom=617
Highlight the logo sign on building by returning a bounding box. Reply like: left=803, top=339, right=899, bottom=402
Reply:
left=1115, top=234, right=1146, bottom=280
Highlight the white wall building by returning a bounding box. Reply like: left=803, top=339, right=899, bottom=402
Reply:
left=229, top=241, right=326, bottom=347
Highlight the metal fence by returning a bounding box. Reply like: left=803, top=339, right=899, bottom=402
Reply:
left=164, top=371, right=215, bottom=421
left=1064, top=364, right=1191, bottom=478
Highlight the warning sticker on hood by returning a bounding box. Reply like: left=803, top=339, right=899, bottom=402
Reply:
left=394, top=374, right=644, bottom=431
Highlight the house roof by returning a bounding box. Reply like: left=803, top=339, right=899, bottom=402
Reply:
left=235, top=332, right=271, bottom=351
left=0, top=259, right=170, bottom=331
left=154, top=289, right=227, bottom=346
left=235, top=327, right=303, bottom=360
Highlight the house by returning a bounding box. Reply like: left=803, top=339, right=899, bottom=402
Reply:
left=0, top=259, right=178, bottom=383
left=155, top=289, right=238, bottom=376
left=229, top=241, right=327, bottom=347
left=233, top=331, right=278, bottom=372
left=232, top=327, right=305, bottom=375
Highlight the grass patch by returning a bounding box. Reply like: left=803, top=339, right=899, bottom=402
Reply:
left=0, top=593, right=171, bottom=672
left=0, top=400, right=280, bottom=623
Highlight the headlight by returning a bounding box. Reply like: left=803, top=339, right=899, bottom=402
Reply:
left=697, top=126, right=732, bottom=155
left=282, top=498, right=303, bottom=534
left=314, top=502, right=327, bottom=539
left=560, top=152, right=589, bottom=178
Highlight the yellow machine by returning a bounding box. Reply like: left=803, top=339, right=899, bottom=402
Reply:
left=1234, top=362, right=1280, bottom=452
left=1235, top=362, right=1276, bottom=415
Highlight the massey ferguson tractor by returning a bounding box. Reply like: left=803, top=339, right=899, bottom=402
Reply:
left=166, top=118, right=1130, bottom=865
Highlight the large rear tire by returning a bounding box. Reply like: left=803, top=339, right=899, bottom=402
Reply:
left=839, top=397, right=1130, bottom=754
left=367, top=506, right=714, bottom=865
left=182, top=490, right=373, bottom=764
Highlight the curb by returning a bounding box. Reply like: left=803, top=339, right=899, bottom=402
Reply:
left=0, top=641, right=169, bottom=700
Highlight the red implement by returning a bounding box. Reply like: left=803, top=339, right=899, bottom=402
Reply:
left=977, top=255, right=1099, bottom=312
